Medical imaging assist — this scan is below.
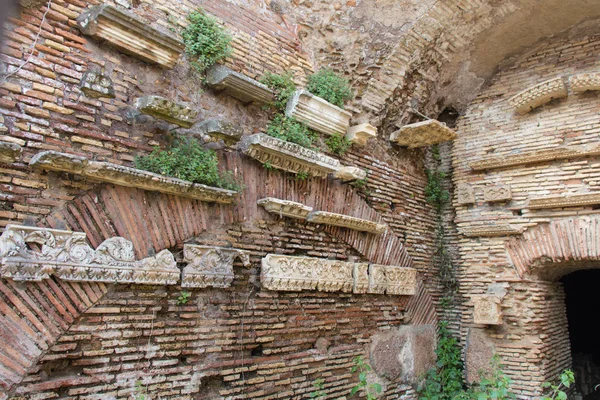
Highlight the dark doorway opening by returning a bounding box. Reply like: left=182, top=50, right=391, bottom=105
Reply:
left=562, top=270, right=600, bottom=399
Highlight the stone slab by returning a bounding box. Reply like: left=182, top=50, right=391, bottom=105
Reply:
left=390, top=119, right=458, bottom=148
left=135, top=95, right=197, bottom=128
left=206, top=64, right=274, bottom=105
left=285, top=90, right=352, bottom=136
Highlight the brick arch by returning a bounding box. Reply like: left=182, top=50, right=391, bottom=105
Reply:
left=505, top=216, right=600, bottom=280
left=0, top=152, right=436, bottom=396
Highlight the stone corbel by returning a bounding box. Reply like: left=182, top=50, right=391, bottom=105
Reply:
left=346, top=123, right=377, bottom=146
left=0, top=225, right=179, bottom=285
left=390, top=120, right=458, bottom=148
left=135, top=96, right=198, bottom=128
left=285, top=90, right=352, bottom=136
left=181, top=245, right=250, bottom=288
left=206, top=65, right=274, bottom=105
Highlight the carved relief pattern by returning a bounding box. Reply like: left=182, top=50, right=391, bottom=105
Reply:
left=257, top=198, right=313, bottom=220
left=528, top=192, right=600, bottom=210
left=457, top=183, right=475, bottom=205
left=462, top=225, right=522, bottom=237
left=473, top=295, right=502, bottom=325
left=508, top=77, right=567, bottom=114
left=285, top=90, right=352, bottom=136
left=385, top=266, right=417, bottom=295
left=353, top=263, right=369, bottom=294
left=570, top=73, right=600, bottom=93
left=307, top=211, right=387, bottom=234
left=483, top=185, right=512, bottom=202
left=0, top=225, right=178, bottom=284
left=182, top=245, right=250, bottom=288
left=368, top=264, right=387, bottom=294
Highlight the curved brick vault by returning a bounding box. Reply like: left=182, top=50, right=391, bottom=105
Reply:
left=0, top=152, right=436, bottom=396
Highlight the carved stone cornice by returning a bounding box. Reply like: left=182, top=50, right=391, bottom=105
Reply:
left=472, top=295, right=502, bottom=325
left=206, top=65, right=274, bottom=105
left=528, top=192, right=600, bottom=210
left=0, top=141, right=22, bottom=164
left=77, top=5, right=184, bottom=69
left=285, top=90, right=352, bottom=136
left=239, top=133, right=341, bottom=178
left=307, top=211, right=387, bottom=234
left=508, top=77, right=567, bottom=114
left=390, top=120, right=458, bottom=148
left=469, top=145, right=600, bottom=171
left=461, top=225, right=522, bottom=237
left=483, top=185, right=512, bottom=203
left=257, top=198, right=313, bottom=220
left=570, top=73, right=600, bottom=93
left=30, top=151, right=237, bottom=204
left=0, top=225, right=178, bottom=284
left=346, top=123, right=377, bottom=146
left=457, top=183, right=475, bottom=205
left=182, top=245, right=250, bottom=288
left=135, top=95, right=198, bottom=128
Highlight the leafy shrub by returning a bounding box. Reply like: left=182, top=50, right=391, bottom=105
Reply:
left=182, top=9, right=232, bottom=73
left=325, top=133, right=352, bottom=156
left=260, top=71, right=297, bottom=112
left=541, top=370, right=575, bottom=400
left=135, top=137, right=240, bottom=191
left=460, top=356, right=516, bottom=400
left=265, top=115, right=318, bottom=149
left=307, top=69, right=353, bottom=108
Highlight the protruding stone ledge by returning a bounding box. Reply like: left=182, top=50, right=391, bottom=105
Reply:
left=528, top=192, right=600, bottom=210
left=461, top=225, right=522, bottom=238
left=257, top=198, right=313, bottom=219
left=334, top=166, right=367, bottom=182
left=472, top=295, right=502, bottom=325
left=30, top=151, right=237, bottom=204
left=483, top=185, right=512, bottom=203
left=239, top=133, right=341, bottom=178
left=346, top=123, right=376, bottom=146
left=182, top=245, right=250, bottom=288
left=307, top=211, right=386, bottom=234
left=77, top=5, right=184, bottom=69
left=457, top=183, right=475, bottom=205
left=390, top=120, right=458, bottom=148
left=0, top=225, right=178, bottom=284
left=196, top=119, right=243, bottom=144
left=508, top=77, right=567, bottom=114
left=285, top=90, right=352, bottom=136
left=206, top=65, right=274, bottom=105
left=80, top=69, right=115, bottom=99
left=469, top=145, right=600, bottom=171
left=570, top=73, right=600, bottom=93
left=0, top=141, right=22, bottom=164
left=260, top=254, right=417, bottom=295
left=135, top=96, right=197, bottom=128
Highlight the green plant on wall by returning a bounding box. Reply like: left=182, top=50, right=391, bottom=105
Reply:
left=260, top=71, right=297, bottom=112
left=351, top=356, right=382, bottom=400
left=325, top=132, right=352, bottom=156
left=541, top=370, right=575, bottom=400
left=135, top=136, right=241, bottom=191
left=265, top=114, right=318, bottom=149
left=307, top=69, right=353, bottom=108
left=182, top=9, right=232, bottom=73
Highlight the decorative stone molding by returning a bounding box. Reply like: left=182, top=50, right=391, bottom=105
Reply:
left=0, top=141, right=22, bottom=164
left=457, top=183, right=475, bottom=205
left=469, top=145, right=600, bottom=171
left=353, top=263, right=369, bottom=294
left=196, top=119, right=243, bottom=144
left=80, top=69, right=115, bottom=99
left=390, top=120, right=458, bottom=148
left=483, top=185, right=512, bottom=203
left=386, top=266, right=417, bottom=295
left=569, top=73, right=600, bottom=93
left=0, top=225, right=178, bottom=284
left=239, top=133, right=341, bottom=178
left=257, top=198, right=313, bottom=220
left=285, top=90, right=352, bottom=136
left=472, top=295, right=502, bottom=325
left=182, top=245, right=250, bottom=288
left=368, top=264, right=387, bottom=294
left=77, top=5, right=184, bottom=69
left=528, top=192, right=600, bottom=210
left=30, top=151, right=237, bottom=204
left=307, top=211, right=387, bottom=234
left=206, top=65, right=274, bottom=105
left=508, top=77, right=567, bottom=114
left=334, top=166, right=367, bottom=182
left=346, top=123, right=377, bottom=146
left=462, top=225, right=522, bottom=237
left=135, top=96, right=197, bottom=128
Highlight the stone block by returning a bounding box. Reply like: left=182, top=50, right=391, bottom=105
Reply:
left=206, top=65, right=274, bottom=105
left=465, top=328, right=495, bottom=384
left=473, top=295, right=503, bottom=325
left=483, top=185, right=512, bottom=202
left=333, top=166, right=367, bottom=182
left=570, top=73, right=600, bottom=92
left=0, top=141, right=22, bottom=164
left=368, top=264, right=386, bottom=294
left=353, top=263, right=369, bottom=294
left=195, top=119, right=243, bottom=143
left=0, top=225, right=178, bottom=285
left=346, top=123, right=377, bottom=146
left=390, top=119, right=458, bottom=148
left=307, top=211, right=386, bottom=234
left=182, top=245, right=250, bottom=288
left=239, top=133, right=340, bottom=178
left=457, top=183, right=475, bottom=205
left=134, top=95, right=198, bottom=128
left=508, top=77, right=567, bottom=114
left=462, top=225, right=522, bottom=237
left=79, top=69, right=115, bottom=99
left=285, top=90, right=352, bottom=136
left=528, top=192, right=600, bottom=209
left=77, top=5, right=184, bottom=68
left=256, top=198, right=313, bottom=220
left=385, top=266, right=417, bottom=295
